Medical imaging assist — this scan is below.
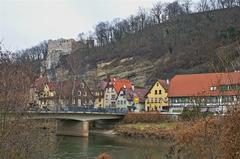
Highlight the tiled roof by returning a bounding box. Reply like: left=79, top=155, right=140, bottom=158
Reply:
left=47, top=82, right=58, bottom=91
left=122, top=87, right=147, bottom=103
left=168, top=72, right=240, bottom=97
left=35, top=76, right=48, bottom=91
left=133, top=87, right=148, bottom=103
left=97, top=81, right=108, bottom=90
left=158, top=80, right=169, bottom=91
left=113, top=79, right=132, bottom=93
left=58, top=79, right=86, bottom=97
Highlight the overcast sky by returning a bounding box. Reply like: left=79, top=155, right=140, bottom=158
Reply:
left=0, top=0, right=177, bottom=51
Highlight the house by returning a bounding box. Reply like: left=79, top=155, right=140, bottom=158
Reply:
left=116, top=86, right=147, bottom=112
left=133, top=87, right=148, bottom=112
left=116, top=88, right=133, bottom=109
left=168, top=72, right=240, bottom=113
left=104, top=77, right=132, bottom=107
left=39, top=82, right=58, bottom=110
left=145, top=80, right=169, bottom=111
left=59, top=79, right=94, bottom=107
left=32, top=77, right=94, bottom=110
left=94, top=80, right=107, bottom=108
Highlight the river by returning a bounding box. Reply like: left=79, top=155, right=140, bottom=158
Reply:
left=50, top=132, right=169, bottom=159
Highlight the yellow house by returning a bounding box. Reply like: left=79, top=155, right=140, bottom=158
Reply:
left=94, top=91, right=105, bottom=107
left=43, top=83, right=56, bottom=97
left=94, top=81, right=107, bottom=108
left=145, top=80, right=169, bottom=111
left=40, top=83, right=57, bottom=110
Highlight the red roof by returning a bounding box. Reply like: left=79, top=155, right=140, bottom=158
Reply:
left=34, top=76, right=48, bottom=91
left=47, top=83, right=58, bottom=91
left=113, top=79, right=133, bottom=93
left=168, top=72, right=240, bottom=97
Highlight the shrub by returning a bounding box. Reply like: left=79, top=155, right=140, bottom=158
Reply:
left=97, top=153, right=112, bottom=159
left=180, top=108, right=213, bottom=121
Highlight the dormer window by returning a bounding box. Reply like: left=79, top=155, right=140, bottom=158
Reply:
left=210, top=86, right=217, bottom=91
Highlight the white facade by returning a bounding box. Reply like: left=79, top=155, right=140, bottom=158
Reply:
left=116, top=90, right=132, bottom=108
left=169, top=96, right=239, bottom=113
left=104, top=87, right=118, bottom=107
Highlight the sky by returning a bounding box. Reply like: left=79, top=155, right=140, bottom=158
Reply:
left=0, top=0, right=176, bottom=51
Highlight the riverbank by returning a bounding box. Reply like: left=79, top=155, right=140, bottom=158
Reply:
left=114, top=122, right=178, bottom=140
left=90, top=129, right=116, bottom=135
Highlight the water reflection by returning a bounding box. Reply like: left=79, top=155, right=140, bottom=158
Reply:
left=51, top=133, right=168, bottom=159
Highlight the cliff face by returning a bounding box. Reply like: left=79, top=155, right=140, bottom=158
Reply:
left=45, top=7, right=240, bottom=88
left=95, top=57, right=154, bottom=86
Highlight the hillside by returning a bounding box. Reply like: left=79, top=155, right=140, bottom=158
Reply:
left=58, top=7, right=240, bottom=87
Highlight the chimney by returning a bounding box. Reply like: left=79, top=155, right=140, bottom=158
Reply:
left=166, top=79, right=169, bottom=85
left=132, top=85, right=135, bottom=91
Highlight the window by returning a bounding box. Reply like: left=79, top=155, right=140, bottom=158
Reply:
left=124, top=100, right=126, bottom=104
left=78, top=91, right=81, bottom=96
left=155, top=98, right=158, bottom=103
left=159, top=90, right=162, bottom=94
left=112, top=95, right=116, bottom=99
left=222, top=96, right=234, bottom=102
left=156, top=83, right=159, bottom=86
left=159, top=98, right=162, bottom=103
left=84, top=92, right=87, bottom=96
left=121, top=100, right=123, bottom=105
left=78, top=99, right=81, bottom=106
left=72, top=99, right=75, bottom=105
left=155, top=90, right=158, bottom=95
left=210, top=86, right=217, bottom=91
left=207, top=97, right=218, bottom=103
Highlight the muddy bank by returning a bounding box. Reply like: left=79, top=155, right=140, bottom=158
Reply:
left=114, top=122, right=177, bottom=140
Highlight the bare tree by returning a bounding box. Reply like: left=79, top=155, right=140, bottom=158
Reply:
left=181, top=0, right=192, bottom=14
left=137, top=7, right=147, bottom=30
left=209, top=0, right=218, bottom=9
left=197, top=0, right=211, bottom=12
left=95, top=21, right=111, bottom=46
left=164, top=1, right=184, bottom=19
left=0, top=46, right=53, bottom=159
left=151, top=2, right=164, bottom=24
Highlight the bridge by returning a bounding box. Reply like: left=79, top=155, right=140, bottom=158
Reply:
left=27, top=107, right=127, bottom=137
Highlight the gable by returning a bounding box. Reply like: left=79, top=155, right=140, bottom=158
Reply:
left=145, top=80, right=168, bottom=97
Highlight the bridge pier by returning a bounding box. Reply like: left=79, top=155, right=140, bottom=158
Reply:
left=56, top=120, right=89, bottom=137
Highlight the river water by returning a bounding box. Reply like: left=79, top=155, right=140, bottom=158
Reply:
left=51, top=133, right=169, bottom=159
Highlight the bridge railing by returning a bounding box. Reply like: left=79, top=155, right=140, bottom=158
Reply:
left=35, top=106, right=128, bottom=115
left=66, top=106, right=128, bottom=115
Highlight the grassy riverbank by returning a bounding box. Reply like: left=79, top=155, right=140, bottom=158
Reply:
left=115, top=122, right=178, bottom=139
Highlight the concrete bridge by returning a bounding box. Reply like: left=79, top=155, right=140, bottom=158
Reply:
left=27, top=108, right=127, bottom=137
